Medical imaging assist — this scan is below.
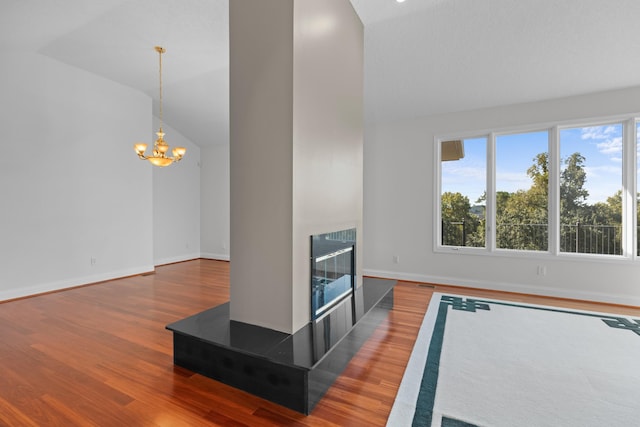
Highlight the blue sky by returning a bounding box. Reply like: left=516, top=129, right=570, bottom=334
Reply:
left=441, top=124, right=628, bottom=205
left=560, top=124, right=622, bottom=203
left=441, top=137, right=487, bottom=204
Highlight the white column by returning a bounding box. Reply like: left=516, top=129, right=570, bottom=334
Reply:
left=229, top=0, right=363, bottom=334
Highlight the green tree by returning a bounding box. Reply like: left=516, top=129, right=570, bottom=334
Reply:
left=496, top=153, right=549, bottom=250
left=606, top=190, right=622, bottom=224
left=557, top=153, right=623, bottom=254
left=577, top=190, right=622, bottom=254
left=560, top=152, right=589, bottom=222
left=441, top=192, right=483, bottom=247
left=496, top=191, right=511, bottom=213
left=527, top=152, right=549, bottom=198
left=442, top=150, right=624, bottom=254
left=497, top=189, right=548, bottom=250
left=467, top=193, right=487, bottom=247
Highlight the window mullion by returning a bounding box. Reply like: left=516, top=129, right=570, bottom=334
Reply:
left=434, top=136, right=442, bottom=251
left=487, top=132, right=496, bottom=252
left=623, top=119, right=635, bottom=258
left=548, top=126, right=559, bottom=255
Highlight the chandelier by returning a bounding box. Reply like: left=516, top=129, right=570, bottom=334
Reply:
left=134, top=46, right=186, bottom=167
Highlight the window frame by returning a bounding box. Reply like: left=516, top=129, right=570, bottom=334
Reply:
left=493, top=128, right=552, bottom=254
left=434, top=115, right=639, bottom=262
left=435, top=131, right=490, bottom=255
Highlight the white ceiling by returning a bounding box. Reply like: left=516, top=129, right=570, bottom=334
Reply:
left=3, top=0, right=640, bottom=147
left=358, top=0, right=640, bottom=123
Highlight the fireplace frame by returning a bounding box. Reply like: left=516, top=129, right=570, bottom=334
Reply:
left=310, top=228, right=356, bottom=321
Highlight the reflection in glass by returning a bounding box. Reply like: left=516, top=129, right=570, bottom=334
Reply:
left=310, top=228, right=355, bottom=320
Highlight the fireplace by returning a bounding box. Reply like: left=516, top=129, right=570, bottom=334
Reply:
left=310, top=228, right=356, bottom=320
left=167, top=226, right=397, bottom=414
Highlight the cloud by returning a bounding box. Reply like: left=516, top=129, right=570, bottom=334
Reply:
left=496, top=171, right=528, bottom=183
left=579, top=126, right=623, bottom=161
left=441, top=164, right=487, bottom=201
left=495, top=171, right=531, bottom=192
left=442, top=165, right=485, bottom=181
left=596, top=136, right=622, bottom=155
left=584, top=164, right=621, bottom=178
left=581, top=125, right=618, bottom=140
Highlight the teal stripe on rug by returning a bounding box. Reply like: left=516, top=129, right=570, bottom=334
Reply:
left=442, top=417, right=478, bottom=427
left=411, top=301, right=449, bottom=427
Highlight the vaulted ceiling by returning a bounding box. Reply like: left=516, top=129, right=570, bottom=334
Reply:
left=3, top=0, right=640, bottom=147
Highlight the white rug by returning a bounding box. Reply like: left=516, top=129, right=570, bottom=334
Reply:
left=386, top=293, right=640, bottom=427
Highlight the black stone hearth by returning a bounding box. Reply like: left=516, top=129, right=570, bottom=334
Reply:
left=166, top=277, right=395, bottom=414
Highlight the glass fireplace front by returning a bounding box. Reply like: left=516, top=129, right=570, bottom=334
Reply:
left=310, top=228, right=356, bottom=320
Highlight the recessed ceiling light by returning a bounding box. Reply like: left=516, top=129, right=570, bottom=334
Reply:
left=397, top=0, right=406, bottom=3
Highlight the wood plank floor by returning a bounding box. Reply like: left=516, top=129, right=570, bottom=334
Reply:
left=1, top=259, right=638, bottom=426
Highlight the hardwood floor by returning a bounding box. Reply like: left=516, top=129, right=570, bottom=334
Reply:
left=1, top=259, right=638, bottom=426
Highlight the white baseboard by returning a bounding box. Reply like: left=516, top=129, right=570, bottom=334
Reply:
left=154, top=253, right=201, bottom=266
left=200, top=252, right=230, bottom=261
left=0, top=265, right=155, bottom=302
left=363, top=268, right=640, bottom=308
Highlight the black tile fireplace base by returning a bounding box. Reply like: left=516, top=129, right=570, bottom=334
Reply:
left=166, top=277, right=395, bottom=414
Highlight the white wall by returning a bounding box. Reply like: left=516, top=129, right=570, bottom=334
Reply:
left=0, top=52, right=154, bottom=300
left=363, top=86, right=640, bottom=306
left=152, top=117, right=201, bottom=265
left=201, top=143, right=230, bottom=260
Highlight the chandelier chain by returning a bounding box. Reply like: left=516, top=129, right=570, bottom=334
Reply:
left=158, top=47, right=163, bottom=129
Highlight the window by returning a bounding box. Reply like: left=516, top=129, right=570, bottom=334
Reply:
left=437, top=118, right=636, bottom=259
left=440, top=137, right=486, bottom=248
left=559, top=124, right=623, bottom=255
left=495, top=131, right=549, bottom=251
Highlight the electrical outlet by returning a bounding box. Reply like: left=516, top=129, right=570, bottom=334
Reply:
left=91, top=257, right=97, bottom=266
left=393, top=255, right=400, bottom=264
